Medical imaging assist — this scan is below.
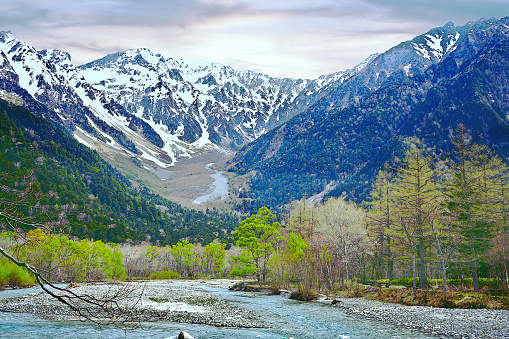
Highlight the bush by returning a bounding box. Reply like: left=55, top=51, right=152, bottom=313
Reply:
left=390, top=277, right=503, bottom=290
left=446, top=278, right=501, bottom=290
left=390, top=277, right=418, bottom=287
left=0, top=258, right=36, bottom=288
left=148, top=270, right=181, bottom=280
left=228, top=266, right=258, bottom=279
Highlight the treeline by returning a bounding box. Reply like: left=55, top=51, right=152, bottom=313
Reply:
left=230, top=31, right=509, bottom=212
left=0, top=98, right=237, bottom=245
left=367, top=126, right=509, bottom=293
left=0, top=230, right=125, bottom=287
left=229, top=126, right=509, bottom=296
left=0, top=231, right=230, bottom=286
left=4, top=126, right=509, bottom=296
left=119, top=241, right=227, bottom=279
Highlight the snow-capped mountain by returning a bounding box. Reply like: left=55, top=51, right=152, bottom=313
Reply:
left=0, top=18, right=494, bottom=171
left=77, top=48, right=309, bottom=148
left=75, top=48, right=382, bottom=151
left=0, top=31, right=371, bottom=167
left=230, top=17, right=509, bottom=208
left=0, top=31, right=168, bottom=166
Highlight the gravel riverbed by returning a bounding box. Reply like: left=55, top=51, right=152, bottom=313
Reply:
left=331, top=297, right=509, bottom=339
left=1, top=280, right=508, bottom=338
left=0, top=280, right=264, bottom=328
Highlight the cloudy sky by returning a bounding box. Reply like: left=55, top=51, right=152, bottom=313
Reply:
left=1, top=0, right=508, bottom=78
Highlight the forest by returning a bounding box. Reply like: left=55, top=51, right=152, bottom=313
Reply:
left=230, top=37, right=509, bottom=212
left=3, top=123, right=508, bottom=311
left=0, top=98, right=237, bottom=245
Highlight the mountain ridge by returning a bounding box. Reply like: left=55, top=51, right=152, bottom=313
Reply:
left=229, top=17, right=509, bottom=209
left=0, top=30, right=375, bottom=171
left=0, top=97, right=236, bottom=244
left=1, top=17, right=507, bottom=211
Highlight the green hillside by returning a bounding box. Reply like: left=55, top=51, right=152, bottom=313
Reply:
left=0, top=98, right=236, bottom=245
left=230, top=19, right=509, bottom=209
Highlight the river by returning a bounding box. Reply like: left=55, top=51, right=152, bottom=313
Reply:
left=193, top=163, right=228, bottom=204
left=0, top=281, right=441, bottom=339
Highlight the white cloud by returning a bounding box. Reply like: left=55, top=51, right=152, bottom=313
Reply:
left=1, top=0, right=508, bottom=78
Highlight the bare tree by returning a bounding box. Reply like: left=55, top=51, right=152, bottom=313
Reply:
left=316, top=197, right=366, bottom=288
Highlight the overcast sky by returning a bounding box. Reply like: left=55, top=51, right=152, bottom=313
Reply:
left=1, top=0, right=508, bottom=79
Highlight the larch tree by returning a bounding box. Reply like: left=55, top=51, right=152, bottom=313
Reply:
left=286, top=197, right=316, bottom=239
left=390, top=139, right=442, bottom=292
left=366, top=167, right=396, bottom=281
left=444, top=125, right=505, bottom=291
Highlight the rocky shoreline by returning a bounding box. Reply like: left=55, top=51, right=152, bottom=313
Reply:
left=0, top=280, right=264, bottom=328
left=331, top=297, right=509, bottom=339
left=1, top=280, right=509, bottom=338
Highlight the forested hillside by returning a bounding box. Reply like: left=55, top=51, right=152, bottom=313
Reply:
left=0, top=98, right=236, bottom=245
left=230, top=17, right=509, bottom=209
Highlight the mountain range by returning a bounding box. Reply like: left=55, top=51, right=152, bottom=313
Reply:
left=1, top=17, right=509, bottom=215
left=0, top=31, right=374, bottom=168
left=231, top=17, right=509, bottom=208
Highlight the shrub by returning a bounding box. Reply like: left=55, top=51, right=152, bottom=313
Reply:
left=446, top=278, right=501, bottom=290
left=0, top=257, right=36, bottom=288
left=390, top=277, right=418, bottom=287
left=148, top=270, right=181, bottom=280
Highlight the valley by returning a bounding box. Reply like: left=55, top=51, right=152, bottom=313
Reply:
left=1, top=12, right=509, bottom=339
left=103, top=146, right=234, bottom=211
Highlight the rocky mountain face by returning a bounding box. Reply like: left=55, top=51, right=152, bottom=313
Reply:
left=1, top=17, right=507, bottom=210
left=0, top=32, right=372, bottom=168
left=230, top=17, right=509, bottom=208
left=0, top=15, right=458, bottom=170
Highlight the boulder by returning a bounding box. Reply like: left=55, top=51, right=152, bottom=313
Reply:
left=178, top=331, right=194, bottom=339
left=166, top=331, right=194, bottom=339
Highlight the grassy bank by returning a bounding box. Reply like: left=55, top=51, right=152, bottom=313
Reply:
left=334, top=283, right=509, bottom=310
left=230, top=279, right=509, bottom=310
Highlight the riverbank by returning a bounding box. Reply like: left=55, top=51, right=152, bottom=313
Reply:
left=1, top=280, right=509, bottom=338
left=231, top=281, right=509, bottom=338
left=0, top=280, right=264, bottom=328
left=331, top=297, right=509, bottom=339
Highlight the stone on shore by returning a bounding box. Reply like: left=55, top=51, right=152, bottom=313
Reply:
left=166, top=331, right=194, bottom=339
left=0, top=280, right=265, bottom=328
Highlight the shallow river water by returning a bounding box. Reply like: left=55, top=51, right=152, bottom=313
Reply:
left=193, top=163, right=228, bottom=204
left=0, top=282, right=441, bottom=339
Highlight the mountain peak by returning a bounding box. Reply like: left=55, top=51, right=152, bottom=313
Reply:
left=39, top=49, right=73, bottom=67
left=125, top=47, right=164, bottom=64
left=0, top=30, right=14, bottom=43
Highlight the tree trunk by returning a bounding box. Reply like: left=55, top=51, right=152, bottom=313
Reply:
left=441, top=261, right=448, bottom=292
left=470, top=237, right=480, bottom=292
left=504, top=264, right=509, bottom=292
left=418, top=237, right=428, bottom=290
left=387, top=251, right=393, bottom=282
left=472, top=261, right=480, bottom=292
left=434, top=232, right=447, bottom=292
left=412, top=251, right=417, bottom=296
